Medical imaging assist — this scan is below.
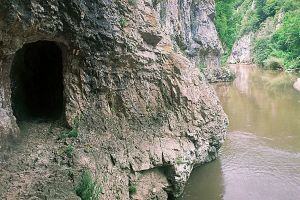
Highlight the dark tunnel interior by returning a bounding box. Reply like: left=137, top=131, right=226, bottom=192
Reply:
left=10, top=41, right=64, bottom=122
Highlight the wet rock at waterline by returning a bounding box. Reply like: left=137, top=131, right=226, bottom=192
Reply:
left=293, top=78, right=300, bottom=92
left=0, top=0, right=227, bottom=199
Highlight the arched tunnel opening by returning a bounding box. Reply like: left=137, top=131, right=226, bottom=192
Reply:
left=10, top=41, right=65, bottom=122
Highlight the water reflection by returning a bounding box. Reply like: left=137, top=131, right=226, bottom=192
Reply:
left=182, top=159, right=224, bottom=200
left=216, top=65, right=300, bottom=151
left=182, top=65, right=300, bottom=200
left=230, top=64, right=255, bottom=94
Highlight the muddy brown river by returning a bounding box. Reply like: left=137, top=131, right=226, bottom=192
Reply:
left=182, top=65, right=300, bottom=200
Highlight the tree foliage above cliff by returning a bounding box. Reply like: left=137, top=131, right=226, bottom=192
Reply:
left=215, top=0, right=252, bottom=61
left=215, top=0, right=243, bottom=50
left=254, top=9, right=300, bottom=70
left=253, top=0, right=300, bottom=70
left=215, top=0, right=300, bottom=70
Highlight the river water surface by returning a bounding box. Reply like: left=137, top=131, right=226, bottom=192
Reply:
left=182, top=65, right=300, bottom=200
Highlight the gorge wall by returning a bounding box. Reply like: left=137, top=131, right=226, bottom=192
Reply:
left=228, top=33, right=253, bottom=64
left=0, top=0, right=227, bottom=199
left=154, top=0, right=230, bottom=82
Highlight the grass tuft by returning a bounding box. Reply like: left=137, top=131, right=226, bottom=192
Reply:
left=76, top=170, right=102, bottom=200
left=129, top=184, right=137, bottom=195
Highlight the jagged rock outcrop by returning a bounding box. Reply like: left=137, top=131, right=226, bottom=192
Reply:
left=228, top=33, right=253, bottom=64
left=0, top=0, right=227, bottom=199
left=155, top=0, right=228, bottom=82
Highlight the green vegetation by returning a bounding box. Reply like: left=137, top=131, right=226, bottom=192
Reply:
left=215, top=0, right=300, bottom=71
left=65, top=144, right=74, bottom=158
left=128, top=184, right=137, bottom=195
left=198, top=62, right=206, bottom=73
left=59, top=128, right=78, bottom=139
left=128, top=0, right=138, bottom=6
left=76, top=170, right=102, bottom=200
left=47, top=123, right=54, bottom=135
left=264, top=57, right=284, bottom=70
left=215, top=0, right=250, bottom=61
left=253, top=2, right=300, bottom=70
left=58, top=116, right=80, bottom=140
left=152, top=0, right=166, bottom=7
left=119, top=17, right=127, bottom=28
left=175, top=156, right=186, bottom=164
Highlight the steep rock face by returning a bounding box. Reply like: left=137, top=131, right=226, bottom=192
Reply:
left=228, top=33, right=253, bottom=64
left=155, top=0, right=226, bottom=82
left=0, top=0, right=227, bottom=199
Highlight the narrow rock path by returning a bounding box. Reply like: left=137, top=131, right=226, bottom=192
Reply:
left=0, top=121, right=79, bottom=199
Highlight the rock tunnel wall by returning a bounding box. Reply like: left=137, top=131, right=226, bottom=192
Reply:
left=0, top=0, right=227, bottom=199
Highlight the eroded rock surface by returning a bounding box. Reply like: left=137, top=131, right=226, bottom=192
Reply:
left=155, top=0, right=227, bottom=81
left=0, top=0, right=227, bottom=199
left=228, top=33, right=253, bottom=65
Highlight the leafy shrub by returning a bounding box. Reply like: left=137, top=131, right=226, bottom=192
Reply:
left=263, top=0, right=280, bottom=17
left=282, top=0, right=299, bottom=12
left=128, top=184, right=137, bottom=195
left=59, top=116, right=80, bottom=139
left=215, top=0, right=238, bottom=50
left=152, top=0, right=166, bottom=7
left=198, top=62, right=206, bottom=73
left=273, top=11, right=300, bottom=57
left=59, top=129, right=78, bottom=139
left=215, top=0, right=299, bottom=71
left=215, top=0, right=254, bottom=56
left=264, top=57, right=284, bottom=70
left=119, top=17, right=127, bottom=28
left=65, top=144, right=74, bottom=158
left=175, top=156, right=185, bottom=164
left=253, top=38, right=272, bottom=66
left=256, top=0, right=268, bottom=24
left=76, top=170, right=102, bottom=200
left=128, top=0, right=138, bottom=6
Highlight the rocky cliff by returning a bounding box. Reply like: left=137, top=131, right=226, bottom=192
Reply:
left=155, top=0, right=232, bottom=82
left=0, top=0, right=227, bottom=199
left=228, top=33, right=253, bottom=64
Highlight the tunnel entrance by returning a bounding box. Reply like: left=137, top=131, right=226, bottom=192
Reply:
left=10, top=41, right=65, bottom=122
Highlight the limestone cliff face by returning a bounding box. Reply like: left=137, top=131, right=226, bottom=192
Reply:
left=155, top=0, right=227, bottom=82
left=228, top=33, right=253, bottom=64
left=0, top=0, right=227, bottom=199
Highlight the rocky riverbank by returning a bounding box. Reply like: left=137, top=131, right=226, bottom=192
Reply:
left=0, top=0, right=227, bottom=199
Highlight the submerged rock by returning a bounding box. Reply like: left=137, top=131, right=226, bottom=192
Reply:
left=0, top=0, right=227, bottom=199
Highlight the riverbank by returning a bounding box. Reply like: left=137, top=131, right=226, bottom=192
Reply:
left=182, top=64, right=300, bottom=200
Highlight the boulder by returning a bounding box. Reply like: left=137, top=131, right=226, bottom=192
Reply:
left=293, top=78, right=300, bottom=92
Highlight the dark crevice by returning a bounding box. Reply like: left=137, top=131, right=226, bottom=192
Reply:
left=167, top=192, right=176, bottom=200
left=10, top=41, right=65, bottom=122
